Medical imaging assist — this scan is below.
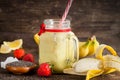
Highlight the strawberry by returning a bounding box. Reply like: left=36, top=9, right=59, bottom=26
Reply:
left=13, top=49, right=25, bottom=59
left=37, top=63, right=52, bottom=77
left=22, top=53, right=34, bottom=62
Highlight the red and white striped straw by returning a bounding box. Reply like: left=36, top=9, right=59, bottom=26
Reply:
left=61, top=0, right=73, bottom=23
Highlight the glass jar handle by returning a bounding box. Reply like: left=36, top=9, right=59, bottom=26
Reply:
left=65, top=33, right=79, bottom=67
left=71, top=35, right=79, bottom=61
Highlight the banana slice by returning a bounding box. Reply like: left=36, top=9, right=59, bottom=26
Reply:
left=103, top=55, right=120, bottom=62
left=64, top=58, right=102, bottom=76
left=73, top=58, right=102, bottom=73
left=103, top=60, right=120, bottom=71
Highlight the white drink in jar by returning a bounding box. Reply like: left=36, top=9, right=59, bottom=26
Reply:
left=39, top=19, right=79, bottom=73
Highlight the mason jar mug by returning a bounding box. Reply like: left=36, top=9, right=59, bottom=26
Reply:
left=39, top=19, right=79, bottom=73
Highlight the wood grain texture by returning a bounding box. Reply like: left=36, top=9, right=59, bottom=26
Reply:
left=0, top=0, right=120, bottom=80
left=1, top=52, right=120, bottom=80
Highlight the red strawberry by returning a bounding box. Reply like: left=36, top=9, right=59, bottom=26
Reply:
left=13, top=49, right=25, bottom=59
left=22, top=53, right=34, bottom=62
left=37, top=63, right=52, bottom=77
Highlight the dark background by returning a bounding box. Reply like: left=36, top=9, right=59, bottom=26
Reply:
left=0, top=0, right=120, bottom=80
left=0, top=0, right=120, bottom=51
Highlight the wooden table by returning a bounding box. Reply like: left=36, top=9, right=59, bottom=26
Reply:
left=1, top=51, right=120, bottom=80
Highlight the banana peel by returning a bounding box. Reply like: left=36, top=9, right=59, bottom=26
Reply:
left=103, top=68, right=116, bottom=74
left=86, top=68, right=116, bottom=80
left=64, top=44, right=120, bottom=80
left=86, top=69, right=104, bottom=80
left=95, top=44, right=117, bottom=60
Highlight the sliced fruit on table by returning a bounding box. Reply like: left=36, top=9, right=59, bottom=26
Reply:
left=3, top=39, right=23, bottom=50
left=103, top=55, right=120, bottom=63
left=103, top=60, right=120, bottom=71
left=0, top=44, right=12, bottom=54
left=73, top=58, right=102, bottom=73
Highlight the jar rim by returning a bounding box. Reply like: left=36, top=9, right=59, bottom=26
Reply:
left=43, top=19, right=71, bottom=30
left=44, top=19, right=70, bottom=23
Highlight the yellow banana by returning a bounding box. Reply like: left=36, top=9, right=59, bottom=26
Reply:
left=64, top=39, right=119, bottom=80
left=88, top=36, right=99, bottom=56
left=79, top=40, right=91, bottom=58
left=34, top=33, right=40, bottom=45
left=79, top=42, right=86, bottom=47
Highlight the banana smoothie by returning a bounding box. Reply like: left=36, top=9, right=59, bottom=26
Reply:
left=39, top=19, right=79, bottom=73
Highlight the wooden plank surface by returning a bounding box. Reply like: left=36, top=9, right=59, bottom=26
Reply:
left=1, top=50, right=120, bottom=80
left=0, top=0, right=120, bottom=80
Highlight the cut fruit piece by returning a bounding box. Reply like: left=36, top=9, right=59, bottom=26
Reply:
left=103, top=60, right=120, bottom=71
left=103, top=55, right=120, bottom=62
left=73, top=58, right=101, bottom=73
left=3, top=39, right=23, bottom=50
left=0, top=44, right=12, bottom=54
